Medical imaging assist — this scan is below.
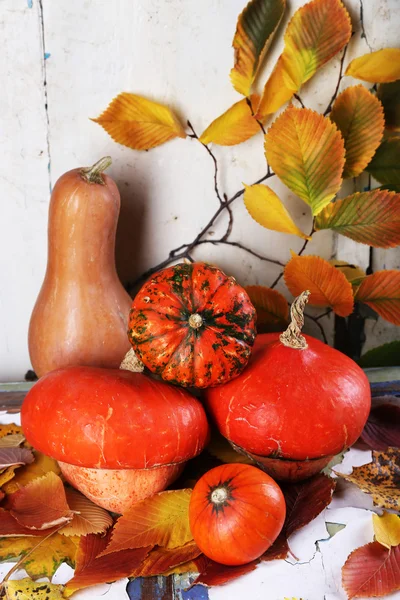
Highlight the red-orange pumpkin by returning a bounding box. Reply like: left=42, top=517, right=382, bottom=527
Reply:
left=189, top=463, right=286, bottom=566
left=204, top=291, right=371, bottom=481
left=128, top=262, right=256, bottom=388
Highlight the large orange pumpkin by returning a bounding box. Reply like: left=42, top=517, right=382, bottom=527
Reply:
left=189, top=463, right=286, bottom=565
left=128, top=262, right=256, bottom=388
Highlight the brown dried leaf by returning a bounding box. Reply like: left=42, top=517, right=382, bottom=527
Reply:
left=192, top=557, right=259, bottom=587
left=0, top=434, right=25, bottom=447
left=59, top=487, right=113, bottom=537
left=360, top=404, right=400, bottom=451
left=2, top=450, right=60, bottom=494
left=0, top=447, right=34, bottom=469
left=261, top=532, right=290, bottom=561
left=64, top=531, right=152, bottom=596
left=0, top=507, right=61, bottom=537
left=336, top=448, right=400, bottom=510
left=9, top=471, right=73, bottom=530
left=130, top=541, right=201, bottom=577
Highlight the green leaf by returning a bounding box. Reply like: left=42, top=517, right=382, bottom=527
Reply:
left=315, top=189, right=400, bottom=248
left=231, top=0, right=286, bottom=96
left=377, top=80, right=400, bottom=132
left=366, top=138, right=400, bottom=185
left=358, top=341, right=400, bottom=368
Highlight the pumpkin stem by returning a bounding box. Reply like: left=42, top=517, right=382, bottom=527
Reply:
left=280, top=290, right=310, bottom=350
left=210, top=486, right=228, bottom=505
left=80, top=156, right=112, bottom=185
left=188, top=313, right=203, bottom=329
left=120, top=348, right=144, bottom=373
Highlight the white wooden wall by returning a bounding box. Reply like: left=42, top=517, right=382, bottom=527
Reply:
left=1, top=0, right=399, bottom=381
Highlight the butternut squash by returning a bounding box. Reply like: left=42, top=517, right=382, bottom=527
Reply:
left=28, top=157, right=132, bottom=377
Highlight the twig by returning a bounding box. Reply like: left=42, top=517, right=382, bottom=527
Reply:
left=196, top=239, right=285, bottom=267
left=323, top=44, right=349, bottom=116
left=304, top=313, right=328, bottom=344
left=187, top=120, right=223, bottom=205
left=270, top=223, right=314, bottom=290
left=359, top=0, right=373, bottom=52
left=314, top=308, right=332, bottom=321
left=293, top=93, right=305, bottom=108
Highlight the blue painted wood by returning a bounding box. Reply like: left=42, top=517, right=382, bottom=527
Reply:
left=126, top=575, right=209, bottom=600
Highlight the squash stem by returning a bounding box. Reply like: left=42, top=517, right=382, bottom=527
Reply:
left=280, top=290, right=310, bottom=350
left=80, top=156, right=112, bottom=185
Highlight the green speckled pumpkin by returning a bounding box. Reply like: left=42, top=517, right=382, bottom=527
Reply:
left=128, top=262, right=256, bottom=388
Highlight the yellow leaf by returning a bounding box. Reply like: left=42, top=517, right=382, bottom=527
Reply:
left=93, top=93, right=186, bottom=150
left=284, top=253, right=354, bottom=316
left=256, top=0, right=351, bottom=118
left=100, top=489, right=192, bottom=556
left=328, top=260, right=366, bottom=285
left=373, top=512, right=400, bottom=549
left=0, top=424, right=23, bottom=439
left=265, top=106, right=345, bottom=215
left=4, top=578, right=65, bottom=600
left=244, top=183, right=311, bottom=239
left=207, top=430, right=254, bottom=465
left=355, top=270, right=400, bottom=325
left=130, top=541, right=201, bottom=578
left=0, top=533, right=79, bottom=579
left=345, top=49, right=400, bottom=84
left=245, top=285, right=289, bottom=332
left=60, top=488, right=113, bottom=537
left=199, top=95, right=260, bottom=146
left=2, top=451, right=60, bottom=495
left=230, top=0, right=286, bottom=96
left=0, top=465, right=20, bottom=488
left=330, top=85, right=384, bottom=178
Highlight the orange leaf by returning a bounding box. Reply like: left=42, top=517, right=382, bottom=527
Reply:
left=93, top=93, right=186, bottom=151
left=315, top=190, right=400, bottom=248
left=199, top=95, right=260, bottom=146
left=355, top=270, right=400, bottom=325
left=64, top=531, right=152, bottom=596
left=60, top=488, right=113, bottom=537
left=9, top=471, right=73, bottom=530
left=230, top=0, right=286, bottom=96
left=131, top=541, right=201, bottom=577
left=244, top=183, right=311, bottom=239
left=245, top=285, right=289, bottom=332
left=101, top=489, right=192, bottom=556
left=345, top=49, right=400, bottom=84
left=2, top=450, right=60, bottom=495
left=330, top=85, right=384, bottom=178
left=265, top=107, right=345, bottom=215
left=0, top=447, right=34, bottom=469
left=0, top=507, right=60, bottom=537
left=256, top=0, right=351, bottom=118
left=284, top=254, right=354, bottom=316
left=342, top=542, right=400, bottom=599
left=193, top=557, right=259, bottom=587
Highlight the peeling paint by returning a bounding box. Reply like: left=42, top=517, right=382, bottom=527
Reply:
left=27, top=0, right=33, bottom=7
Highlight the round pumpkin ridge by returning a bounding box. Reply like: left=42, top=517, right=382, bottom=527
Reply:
left=128, top=262, right=257, bottom=388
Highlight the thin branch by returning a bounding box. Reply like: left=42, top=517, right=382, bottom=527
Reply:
left=314, top=308, right=332, bottom=321
left=220, top=195, right=234, bottom=242
left=187, top=120, right=223, bottom=205
left=270, top=222, right=314, bottom=290
left=304, top=313, right=328, bottom=344
left=293, top=93, right=305, bottom=108
left=196, top=239, right=285, bottom=267
left=323, top=44, right=349, bottom=116
left=359, top=0, right=373, bottom=52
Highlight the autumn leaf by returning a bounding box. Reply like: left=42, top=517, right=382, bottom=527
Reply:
left=345, top=48, right=400, bottom=83
left=0, top=424, right=23, bottom=439
left=261, top=532, right=289, bottom=561
left=328, top=260, right=366, bottom=286
left=281, top=474, right=336, bottom=539
left=193, top=557, right=259, bottom=587
left=3, top=579, right=65, bottom=600
left=130, top=540, right=201, bottom=577
left=355, top=270, right=400, bottom=325
left=0, top=466, right=22, bottom=488
left=2, top=451, right=60, bottom=495
left=377, top=80, right=400, bottom=131
left=358, top=341, right=400, bottom=368
left=244, top=184, right=311, bottom=239
left=162, top=558, right=201, bottom=576
left=265, top=107, right=345, bottom=215
left=64, top=531, right=151, bottom=596
left=199, top=95, right=260, bottom=146
left=360, top=404, right=400, bottom=451
left=0, top=434, right=25, bottom=447
left=9, top=471, right=73, bottom=530
left=284, top=254, right=354, bottom=316
left=342, top=542, right=400, bottom=599
left=59, top=487, right=113, bottom=537
left=315, top=190, right=400, bottom=248
left=0, top=533, right=79, bottom=579
left=329, top=85, right=384, bottom=178
left=366, top=137, right=400, bottom=186
left=245, top=285, right=289, bottom=332
left=0, top=447, right=34, bottom=469
left=101, top=489, right=192, bottom=556
left=256, top=0, right=351, bottom=117
left=0, top=507, right=61, bottom=537
left=206, top=430, right=254, bottom=465
left=93, top=93, right=186, bottom=151
left=230, top=0, right=286, bottom=96
left=373, top=512, right=400, bottom=549
left=336, top=448, right=400, bottom=511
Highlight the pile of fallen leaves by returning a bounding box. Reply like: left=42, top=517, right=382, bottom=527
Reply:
left=0, top=405, right=399, bottom=599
